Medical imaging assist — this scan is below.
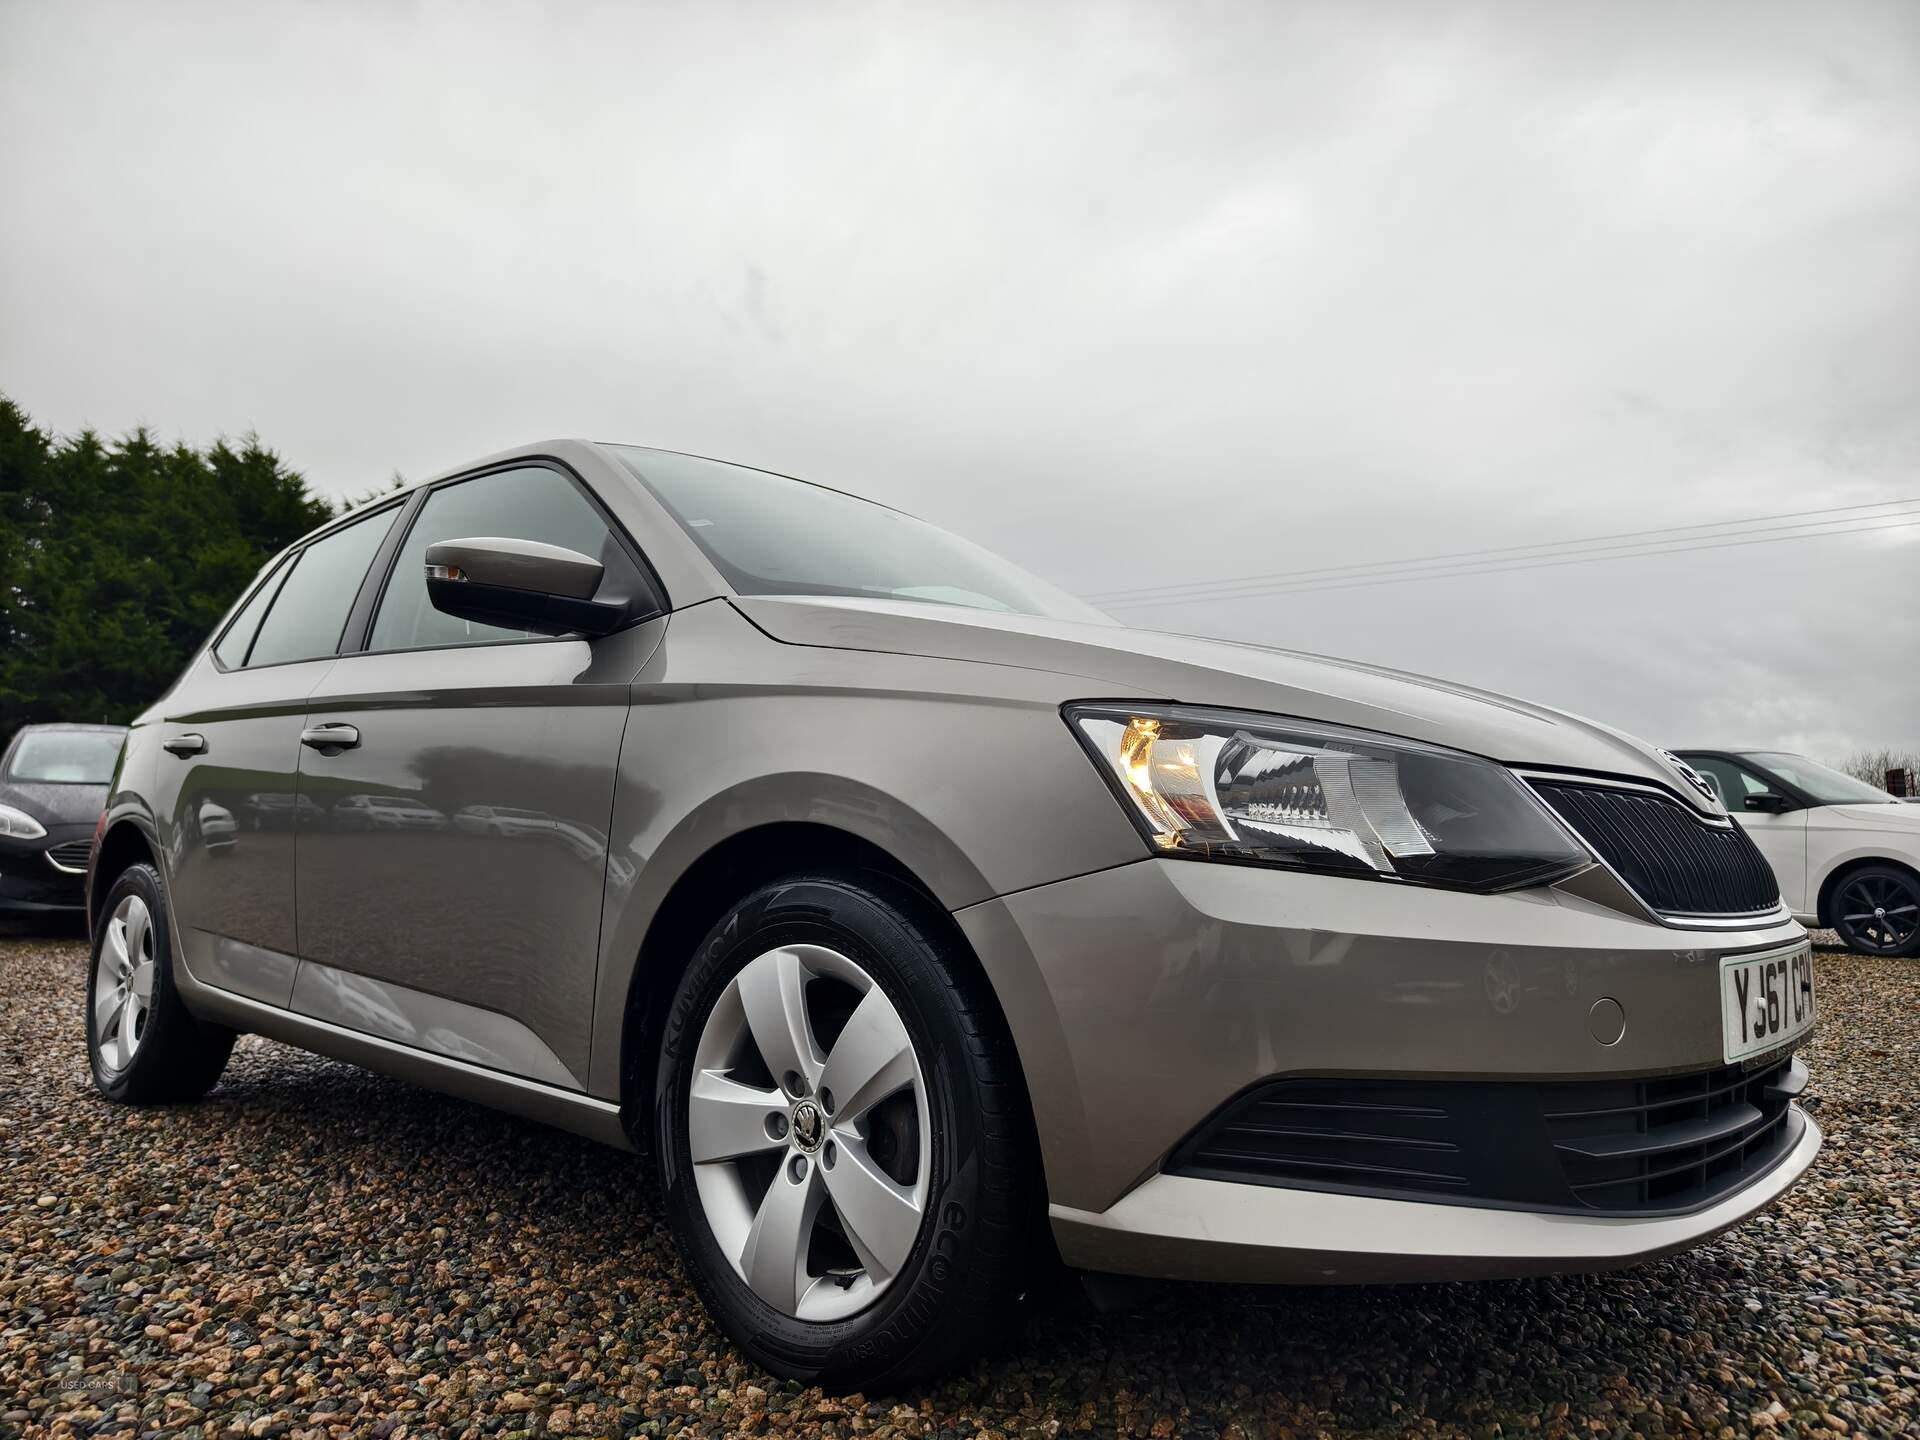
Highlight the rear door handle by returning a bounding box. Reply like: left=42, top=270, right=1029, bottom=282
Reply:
left=300, top=723, right=361, bottom=753
left=162, top=733, right=207, bottom=757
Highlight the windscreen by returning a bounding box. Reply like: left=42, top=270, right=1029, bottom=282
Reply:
left=612, top=446, right=1109, bottom=624
left=8, top=730, right=123, bottom=784
left=1746, top=753, right=1899, bottom=805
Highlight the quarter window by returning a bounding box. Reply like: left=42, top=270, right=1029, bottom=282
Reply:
left=244, top=508, right=398, bottom=668
left=213, top=560, right=289, bottom=669
left=368, top=466, right=644, bottom=652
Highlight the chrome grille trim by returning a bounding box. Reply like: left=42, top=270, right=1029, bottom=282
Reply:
left=44, top=840, right=93, bottom=875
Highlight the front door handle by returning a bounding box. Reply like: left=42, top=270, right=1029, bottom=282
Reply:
left=162, top=733, right=207, bottom=757
left=300, top=723, right=361, bottom=754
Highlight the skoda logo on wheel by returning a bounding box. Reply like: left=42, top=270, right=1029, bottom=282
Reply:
left=790, top=1099, right=823, bottom=1152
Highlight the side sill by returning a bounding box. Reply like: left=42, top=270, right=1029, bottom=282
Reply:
left=178, top=977, right=633, bottom=1153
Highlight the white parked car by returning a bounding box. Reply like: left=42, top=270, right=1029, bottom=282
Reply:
left=1674, top=750, right=1920, bottom=957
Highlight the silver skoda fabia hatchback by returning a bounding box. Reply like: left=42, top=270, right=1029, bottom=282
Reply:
left=87, top=441, right=1819, bottom=1386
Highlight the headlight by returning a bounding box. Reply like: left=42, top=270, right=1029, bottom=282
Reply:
left=0, top=803, right=48, bottom=840
left=1066, top=703, right=1592, bottom=893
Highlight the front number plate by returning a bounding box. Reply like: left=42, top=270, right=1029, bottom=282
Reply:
left=1721, top=943, right=1815, bottom=1064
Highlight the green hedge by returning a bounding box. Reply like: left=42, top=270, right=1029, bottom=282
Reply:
left=0, top=394, right=335, bottom=733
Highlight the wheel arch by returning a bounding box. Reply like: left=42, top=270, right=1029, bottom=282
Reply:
left=613, top=819, right=1036, bottom=1171
left=90, top=817, right=160, bottom=935
left=1815, top=852, right=1920, bottom=929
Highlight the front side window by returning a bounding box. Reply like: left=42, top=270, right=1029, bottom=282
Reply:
left=244, top=507, right=398, bottom=668
left=1685, top=755, right=1777, bottom=807
left=611, top=446, right=1110, bottom=624
left=369, top=466, right=645, bottom=652
left=6, top=730, right=123, bottom=784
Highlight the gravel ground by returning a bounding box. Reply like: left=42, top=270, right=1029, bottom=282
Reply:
left=2, top=929, right=1915, bottom=1439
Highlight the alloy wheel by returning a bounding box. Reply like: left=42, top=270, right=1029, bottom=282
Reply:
left=1836, top=874, right=1920, bottom=954
left=688, top=944, right=931, bottom=1322
left=95, top=893, right=156, bottom=1071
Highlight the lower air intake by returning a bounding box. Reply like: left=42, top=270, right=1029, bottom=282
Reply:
left=1169, top=1055, right=1806, bottom=1216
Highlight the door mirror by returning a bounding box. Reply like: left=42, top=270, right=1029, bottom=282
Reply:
left=424, top=536, right=626, bottom=637
left=1743, top=792, right=1791, bottom=814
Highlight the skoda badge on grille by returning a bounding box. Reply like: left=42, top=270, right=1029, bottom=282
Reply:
left=1660, top=749, right=1723, bottom=809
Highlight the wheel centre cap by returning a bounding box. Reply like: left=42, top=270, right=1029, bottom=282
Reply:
left=1875, top=906, right=1887, bottom=919
left=790, top=1099, right=824, bottom=1152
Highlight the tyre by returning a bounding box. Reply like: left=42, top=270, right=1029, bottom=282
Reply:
left=88, top=862, right=236, bottom=1102
left=1830, top=864, right=1920, bottom=957
left=654, top=872, right=1036, bottom=1388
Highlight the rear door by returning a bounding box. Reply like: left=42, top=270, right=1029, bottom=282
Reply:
left=154, top=504, right=401, bottom=1004
left=289, top=462, right=665, bottom=1089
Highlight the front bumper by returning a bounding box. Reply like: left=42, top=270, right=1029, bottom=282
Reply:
left=1052, top=1107, right=1820, bottom=1283
left=955, top=857, right=1819, bottom=1280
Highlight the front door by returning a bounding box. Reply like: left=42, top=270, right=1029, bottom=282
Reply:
left=289, top=463, right=664, bottom=1089
left=154, top=504, right=399, bottom=1003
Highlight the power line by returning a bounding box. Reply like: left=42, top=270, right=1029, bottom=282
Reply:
left=1097, top=515, right=1920, bottom=609
left=1097, top=506, right=1920, bottom=607
left=1095, top=505, right=1920, bottom=606
left=1085, top=496, right=1918, bottom=602
left=1082, top=496, right=1919, bottom=605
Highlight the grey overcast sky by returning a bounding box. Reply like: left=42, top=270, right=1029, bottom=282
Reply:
left=3, top=0, right=1916, bottom=763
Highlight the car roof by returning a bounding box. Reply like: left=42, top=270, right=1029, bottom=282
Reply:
left=14, top=722, right=128, bottom=734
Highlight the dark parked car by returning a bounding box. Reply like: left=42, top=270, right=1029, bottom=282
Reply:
left=1, top=723, right=127, bottom=917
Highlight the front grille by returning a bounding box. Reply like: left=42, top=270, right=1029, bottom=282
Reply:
left=1169, top=1055, right=1806, bottom=1216
left=45, top=840, right=93, bottom=874
left=1531, top=780, right=1780, bottom=918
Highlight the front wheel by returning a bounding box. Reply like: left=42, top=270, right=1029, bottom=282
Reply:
left=655, top=873, right=1037, bottom=1389
left=1831, top=864, right=1920, bottom=957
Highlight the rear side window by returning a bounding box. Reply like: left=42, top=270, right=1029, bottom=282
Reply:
left=212, top=560, right=288, bottom=669
left=368, top=466, right=644, bottom=652
left=244, top=508, right=397, bottom=668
